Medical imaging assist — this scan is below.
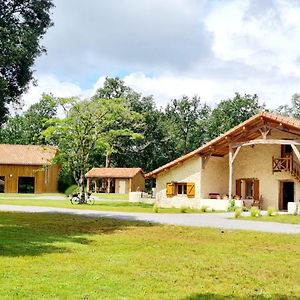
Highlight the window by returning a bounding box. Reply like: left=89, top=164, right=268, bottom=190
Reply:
left=18, top=177, right=35, bottom=194
left=236, top=178, right=259, bottom=200
left=177, top=183, right=187, bottom=195
left=166, top=182, right=195, bottom=198
left=281, top=144, right=292, bottom=157
left=245, top=180, right=253, bottom=198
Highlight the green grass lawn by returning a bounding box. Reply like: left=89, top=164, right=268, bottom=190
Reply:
left=240, top=214, right=300, bottom=224
left=0, top=212, right=299, bottom=299
left=0, top=198, right=205, bottom=214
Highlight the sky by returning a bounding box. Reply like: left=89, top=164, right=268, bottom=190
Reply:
left=22, top=0, right=300, bottom=110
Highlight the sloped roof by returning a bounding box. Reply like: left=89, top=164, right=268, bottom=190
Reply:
left=0, top=144, right=58, bottom=166
left=145, top=111, right=300, bottom=178
left=85, top=167, right=143, bottom=178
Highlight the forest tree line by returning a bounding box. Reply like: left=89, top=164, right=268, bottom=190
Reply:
left=0, top=77, right=299, bottom=192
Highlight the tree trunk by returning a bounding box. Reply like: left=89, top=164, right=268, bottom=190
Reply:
left=105, top=153, right=111, bottom=168
left=78, top=172, right=86, bottom=203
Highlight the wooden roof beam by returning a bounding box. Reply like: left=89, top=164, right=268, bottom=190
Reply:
left=232, top=139, right=300, bottom=148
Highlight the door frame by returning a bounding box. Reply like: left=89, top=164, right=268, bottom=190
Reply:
left=279, top=180, right=294, bottom=211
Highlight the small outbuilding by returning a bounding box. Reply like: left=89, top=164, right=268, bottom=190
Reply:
left=85, top=167, right=145, bottom=194
left=0, top=144, right=60, bottom=193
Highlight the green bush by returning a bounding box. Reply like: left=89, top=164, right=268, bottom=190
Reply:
left=153, top=203, right=159, bottom=213
left=267, top=207, right=276, bottom=216
left=65, top=185, right=79, bottom=196
left=200, top=205, right=208, bottom=212
left=180, top=206, right=188, bottom=213
left=250, top=207, right=261, bottom=217
left=234, top=208, right=242, bottom=219
left=57, top=168, right=75, bottom=193
left=227, top=200, right=237, bottom=212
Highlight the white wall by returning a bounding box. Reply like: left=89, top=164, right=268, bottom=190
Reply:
left=155, top=156, right=202, bottom=208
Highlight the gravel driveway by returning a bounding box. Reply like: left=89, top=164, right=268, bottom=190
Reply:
left=1, top=204, right=300, bottom=234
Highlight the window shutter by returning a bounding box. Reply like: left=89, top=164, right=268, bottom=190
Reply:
left=166, top=182, right=174, bottom=197
left=236, top=179, right=242, bottom=197
left=187, top=182, right=195, bottom=198
left=253, top=180, right=259, bottom=200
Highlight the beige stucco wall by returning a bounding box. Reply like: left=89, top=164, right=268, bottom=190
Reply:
left=201, top=156, right=228, bottom=198
left=130, top=172, right=145, bottom=192
left=155, top=156, right=202, bottom=208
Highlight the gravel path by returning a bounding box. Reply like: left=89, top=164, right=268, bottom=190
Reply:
left=1, top=204, right=300, bottom=234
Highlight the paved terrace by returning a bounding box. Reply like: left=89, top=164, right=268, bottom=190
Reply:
left=1, top=205, right=300, bottom=234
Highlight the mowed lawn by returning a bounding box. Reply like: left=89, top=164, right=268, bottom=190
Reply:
left=0, top=212, right=299, bottom=299
left=0, top=197, right=203, bottom=214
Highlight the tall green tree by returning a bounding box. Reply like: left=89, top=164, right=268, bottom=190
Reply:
left=275, top=93, right=300, bottom=118
left=93, top=77, right=170, bottom=172
left=206, top=93, right=262, bottom=140
left=43, top=97, right=143, bottom=202
left=164, top=95, right=210, bottom=155
left=0, top=0, right=54, bottom=124
left=0, top=93, right=57, bottom=144
left=93, top=77, right=133, bottom=100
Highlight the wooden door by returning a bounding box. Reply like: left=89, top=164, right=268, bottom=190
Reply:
left=119, top=180, right=126, bottom=194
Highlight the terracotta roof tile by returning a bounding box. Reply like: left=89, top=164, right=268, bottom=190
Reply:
left=0, top=144, right=58, bottom=165
left=85, top=167, right=143, bottom=178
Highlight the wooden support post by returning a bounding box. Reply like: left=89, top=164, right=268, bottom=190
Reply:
left=87, top=177, right=90, bottom=192
left=291, top=144, right=300, bottom=164
left=232, top=146, right=241, bottom=163
left=107, top=178, right=111, bottom=193
left=94, top=178, right=98, bottom=193
left=229, top=145, right=233, bottom=199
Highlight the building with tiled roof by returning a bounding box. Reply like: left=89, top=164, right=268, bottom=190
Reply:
left=85, top=167, right=144, bottom=193
left=0, top=144, right=60, bottom=193
left=146, top=112, right=300, bottom=211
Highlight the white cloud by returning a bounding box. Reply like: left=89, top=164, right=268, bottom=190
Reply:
left=124, top=73, right=298, bottom=108
left=20, top=0, right=300, bottom=112
left=21, top=75, right=92, bottom=111
left=22, top=70, right=299, bottom=112
left=204, top=0, right=300, bottom=77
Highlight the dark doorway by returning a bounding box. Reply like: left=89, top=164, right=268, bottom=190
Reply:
left=0, top=176, right=5, bottom=193
left=280, top=181, right=294, bottom=210
left=18, top=177, right=35, bottom=194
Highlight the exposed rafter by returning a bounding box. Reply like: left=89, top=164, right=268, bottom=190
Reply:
left=232, top=139, right=300, bottom=149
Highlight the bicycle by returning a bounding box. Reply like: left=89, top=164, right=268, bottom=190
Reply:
left=69, top=193, right=80, bottom=204
left=69, top=192, right=95, bottom=205
left=86, top=192, right=95, bottom=205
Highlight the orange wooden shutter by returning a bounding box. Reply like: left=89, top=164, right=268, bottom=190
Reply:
left=187, top=183, right=195, bottom=198
left=236, top=179, right=242, bottom=197
left=166, top=182, right=174, bottom=197
left=253, top=180, right=259, bottom=200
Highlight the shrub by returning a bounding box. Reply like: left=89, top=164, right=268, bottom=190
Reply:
left=57, top=168, right=75, bottom=193
left=267, top=207, right=276, bottom=216
left=242, top=206, right=248, bottom=212
left=227, top=200, right=237, bottom=212
left=180, top=206, right=188, bottom=213
left=200, top=205, right=208, bottom=212
left=234, top=207, right=242, bottom=219
left=65, top=185, right=79, bottom=196
left=153, top=203, right=159, bottom=213
left=250, top=207, right=261, bottom=217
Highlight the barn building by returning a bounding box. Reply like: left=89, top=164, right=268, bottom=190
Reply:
left=0, top=144, right=60, bottom=193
